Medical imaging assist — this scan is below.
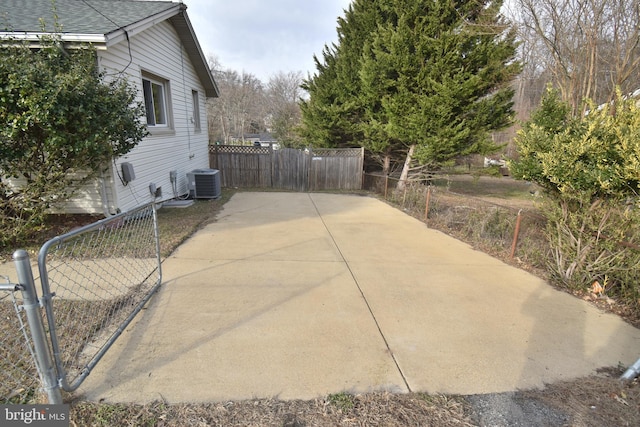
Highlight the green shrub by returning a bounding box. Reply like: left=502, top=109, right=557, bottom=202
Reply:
left=511, top=87, right=640, bottom=306
left=0, top=32, right=146, bottom=249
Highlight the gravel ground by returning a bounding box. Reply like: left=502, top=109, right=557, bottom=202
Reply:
left=466, top=369, right=640, bottom=427
left=466, top=392, right=571, bottom=426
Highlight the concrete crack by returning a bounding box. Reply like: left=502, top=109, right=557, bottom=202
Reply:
left=307, top=193, right=412, bottom=393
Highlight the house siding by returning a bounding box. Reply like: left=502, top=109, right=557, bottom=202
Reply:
left=52, top=172, right=117, bottom=215
left=66, top=20, right=210, bottom=214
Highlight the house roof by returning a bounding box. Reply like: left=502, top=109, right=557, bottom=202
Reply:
left=0, top=0, right=219, bottom=97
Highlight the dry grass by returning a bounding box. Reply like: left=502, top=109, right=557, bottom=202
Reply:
left=521, top=369, right=640, bottom=427
left=71, top=393, right=474, bottom=427
left=67, top=374, right=640, bottom=426
left=156, top=193, right=233, bottom=258
left=0, top=192, right=232, bottom=262
left=0, top=301, right=41, bottom=404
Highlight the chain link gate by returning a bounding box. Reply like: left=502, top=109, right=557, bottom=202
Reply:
left=0, top=202, right=162, bottom=403
left=0, top=276, right=44, bottom=404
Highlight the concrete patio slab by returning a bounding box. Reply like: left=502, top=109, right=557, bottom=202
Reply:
left=78, top=192, right=640, bottom=403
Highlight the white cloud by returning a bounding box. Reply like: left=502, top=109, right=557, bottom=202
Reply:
left=184, top=0, right=351, bottom=82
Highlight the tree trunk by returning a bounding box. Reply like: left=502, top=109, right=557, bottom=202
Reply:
left=397, top=144, right=415, bottom=191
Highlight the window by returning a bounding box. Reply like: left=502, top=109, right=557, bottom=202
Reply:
left=142, top=75, right=169, bottom=127
left=192, top=90, right=201, bottom=131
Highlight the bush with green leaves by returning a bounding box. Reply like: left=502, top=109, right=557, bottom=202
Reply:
left=0, top=35, right=147, bottom=248
left=511, top=86, right=640, bottom=200
left=511, top=87, right=640, bottom=306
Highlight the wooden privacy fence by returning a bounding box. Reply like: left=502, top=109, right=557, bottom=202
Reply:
left=209, top=145, right=364, bottom=191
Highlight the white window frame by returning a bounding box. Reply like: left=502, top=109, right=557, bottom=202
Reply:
left=141, top=72, right=172, bottom=131
left=192, top=90, right=201, bottom=132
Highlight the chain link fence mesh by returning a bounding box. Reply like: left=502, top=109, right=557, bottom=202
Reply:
left=1, top=202, right=162, bottom=402
left=0, top=287, right=42, bottom=404
left=39, top=203, right=162, bottom=391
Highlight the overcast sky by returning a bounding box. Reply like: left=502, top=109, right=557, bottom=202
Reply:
left=183, top=0, right=352, bottom=83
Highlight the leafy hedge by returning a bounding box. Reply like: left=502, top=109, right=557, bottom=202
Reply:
left=511, top=87, right=640, bottom=308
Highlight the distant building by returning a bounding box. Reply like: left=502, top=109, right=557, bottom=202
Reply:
left=231, top=133, right=278, bottom=148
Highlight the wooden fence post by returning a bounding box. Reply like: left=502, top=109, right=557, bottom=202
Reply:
left=424, top=186, right=431, bottom=221
left=360, top=147, right=365, bottom=190
left=307, top=146, right=313, bottom=192
left=510, top=210, right=523, bottom=259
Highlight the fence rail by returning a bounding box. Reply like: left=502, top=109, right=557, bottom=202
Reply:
left=210, top=145, right=364, bottom=191
left=1, top=202, right=162, bottom=403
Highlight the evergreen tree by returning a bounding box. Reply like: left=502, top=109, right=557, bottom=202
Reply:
left=301, top=0, right=520, bottom=177
left=299, top=44, right=355, bottom=147
left=300, top=0, right=386, bottom=150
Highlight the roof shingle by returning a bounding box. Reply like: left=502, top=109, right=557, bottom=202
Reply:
left=1, top=0, right=177, bottom=35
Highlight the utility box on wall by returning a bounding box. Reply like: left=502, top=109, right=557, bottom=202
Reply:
left=187, top=168, right=221, bottom=199
left=121, top=162, right=136, bottom=183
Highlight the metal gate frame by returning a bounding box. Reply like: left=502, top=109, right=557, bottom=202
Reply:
left=2, top=202, right=162, bottom=403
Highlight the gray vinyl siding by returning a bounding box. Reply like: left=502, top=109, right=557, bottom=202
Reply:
left=82, top=20, right=210, bottom=214
left=24, top=170, right=116, bottom=215
left=54, top=173, right=116, bottom=215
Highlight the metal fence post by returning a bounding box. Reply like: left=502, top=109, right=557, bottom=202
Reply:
left=621, top=357, right=640, bottom=381
left=13, top=249, right=63, bottom=404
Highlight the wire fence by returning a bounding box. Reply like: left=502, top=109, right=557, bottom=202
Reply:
left=363, top=172, right=548, bottom=268
left=0, top=281, right=41, bottom=404
left=0, top=202, right=162, bottom=403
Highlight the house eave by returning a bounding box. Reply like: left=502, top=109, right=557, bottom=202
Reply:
left=103, top=4, right=184, bottom=48
left=102, top=3, right=219, bottom=98
left=169, top=6, right=219, bottom=98
left=0, top=31, right=107, bottom=47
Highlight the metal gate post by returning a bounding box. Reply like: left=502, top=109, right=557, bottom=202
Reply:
left=13, top=249, right=63, bottom=404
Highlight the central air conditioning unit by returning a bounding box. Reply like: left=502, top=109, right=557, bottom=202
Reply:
left=187, top=168, right=221, bottom=199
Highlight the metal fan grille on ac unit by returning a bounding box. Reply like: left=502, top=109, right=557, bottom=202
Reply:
left=187, top=169, right=221, bottom=199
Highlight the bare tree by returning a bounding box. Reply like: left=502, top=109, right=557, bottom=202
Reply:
left=205, top=57, right=306, bottom=146
left=268, top=71, right=303, bottom=104
left=514, top=0, right=640, bottom=115
left=603, top=1, right=640, bottom=103
left=207, top=55, right=267, bottom=144
left=266, top=71, right=304, bottom=147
